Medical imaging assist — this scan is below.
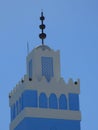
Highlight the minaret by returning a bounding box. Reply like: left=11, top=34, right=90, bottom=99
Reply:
left=9, top=12, right=81, bottom=130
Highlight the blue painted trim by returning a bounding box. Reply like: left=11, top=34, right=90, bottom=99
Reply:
left=49, top=93, right=58, bottom=109
left=14, top=117, right=81, bottom=130
left=69, top=93, right=79, bottom=111
left=22, top=90, right=38, bottom=108
left=59, top=94, right=67, bottom=110
left=39, top=93, right=48, bottom=108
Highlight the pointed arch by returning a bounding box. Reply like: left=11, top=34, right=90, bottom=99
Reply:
left=49, top=93, right=58, bottom=109
left=39, top=93, right=48, bottom=108
left=59, top=94, right=67, bottom=110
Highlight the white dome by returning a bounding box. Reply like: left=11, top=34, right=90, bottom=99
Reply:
left=36, top=45, right=51, bottom=51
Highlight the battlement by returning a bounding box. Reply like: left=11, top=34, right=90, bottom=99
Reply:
left=9, top=74, right=80, bottom=106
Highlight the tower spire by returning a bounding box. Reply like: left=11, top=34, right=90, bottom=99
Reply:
left=39, top=11, right=46, bottom=45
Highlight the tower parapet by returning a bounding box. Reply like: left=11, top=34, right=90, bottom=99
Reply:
left=9, top=74, right=80, bottom=105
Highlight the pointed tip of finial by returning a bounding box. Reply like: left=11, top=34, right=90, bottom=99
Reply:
left=41, top=9, right=43, bottom=16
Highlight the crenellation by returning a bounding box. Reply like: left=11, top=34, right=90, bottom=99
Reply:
left=9, top=75, right=80, bottom=99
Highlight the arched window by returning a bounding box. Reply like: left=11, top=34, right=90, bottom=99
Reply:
left=59, top=94, right=67, bottom=110
left=11, top=105, right=13, bottom=121
left=39, top=93, right=48, bottom=108
left=19, top=97, right=22, bottom=113
left=13, top=104, right=15, bottom=119
left=49, top=93, right=58, bottom=109
left=16, top=101, right=18, bottom=115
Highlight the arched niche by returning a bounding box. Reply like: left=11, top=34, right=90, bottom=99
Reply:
left=49, top=93, right=58, bottom=109
left=59, top=94, right=67, bottom=110
left=39, top=93, right=48, bottom=108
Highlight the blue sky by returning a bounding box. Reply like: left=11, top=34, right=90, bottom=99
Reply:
left=0, top=0, right=98, bottom=130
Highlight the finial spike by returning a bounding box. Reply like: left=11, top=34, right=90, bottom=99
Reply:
left=27, top=41, right=29, bottom=55
left=39, top=11, right=46, bottom=45
left=41, top=9, right=43, bottom=14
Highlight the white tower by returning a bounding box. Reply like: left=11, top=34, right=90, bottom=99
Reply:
left=9, top=12, right=81, bottom=130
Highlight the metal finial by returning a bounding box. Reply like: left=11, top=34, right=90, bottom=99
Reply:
left=39, top=11, right=46, bottom=45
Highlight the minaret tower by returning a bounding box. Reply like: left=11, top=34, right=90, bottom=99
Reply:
left=9, top=12, right=81, bottom=130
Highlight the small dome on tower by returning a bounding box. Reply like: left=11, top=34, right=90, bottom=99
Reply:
left=36, top=45, right=51, bottom=51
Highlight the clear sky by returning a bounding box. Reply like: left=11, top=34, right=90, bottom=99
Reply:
left=0, top=0, right=98, bottom=130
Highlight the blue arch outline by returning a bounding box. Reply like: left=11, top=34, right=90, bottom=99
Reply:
left=59, top=94, right=67, bottom=110
left=39, top=93, right=48, bottom=108
left=49, top=93, right=58, bottom=109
